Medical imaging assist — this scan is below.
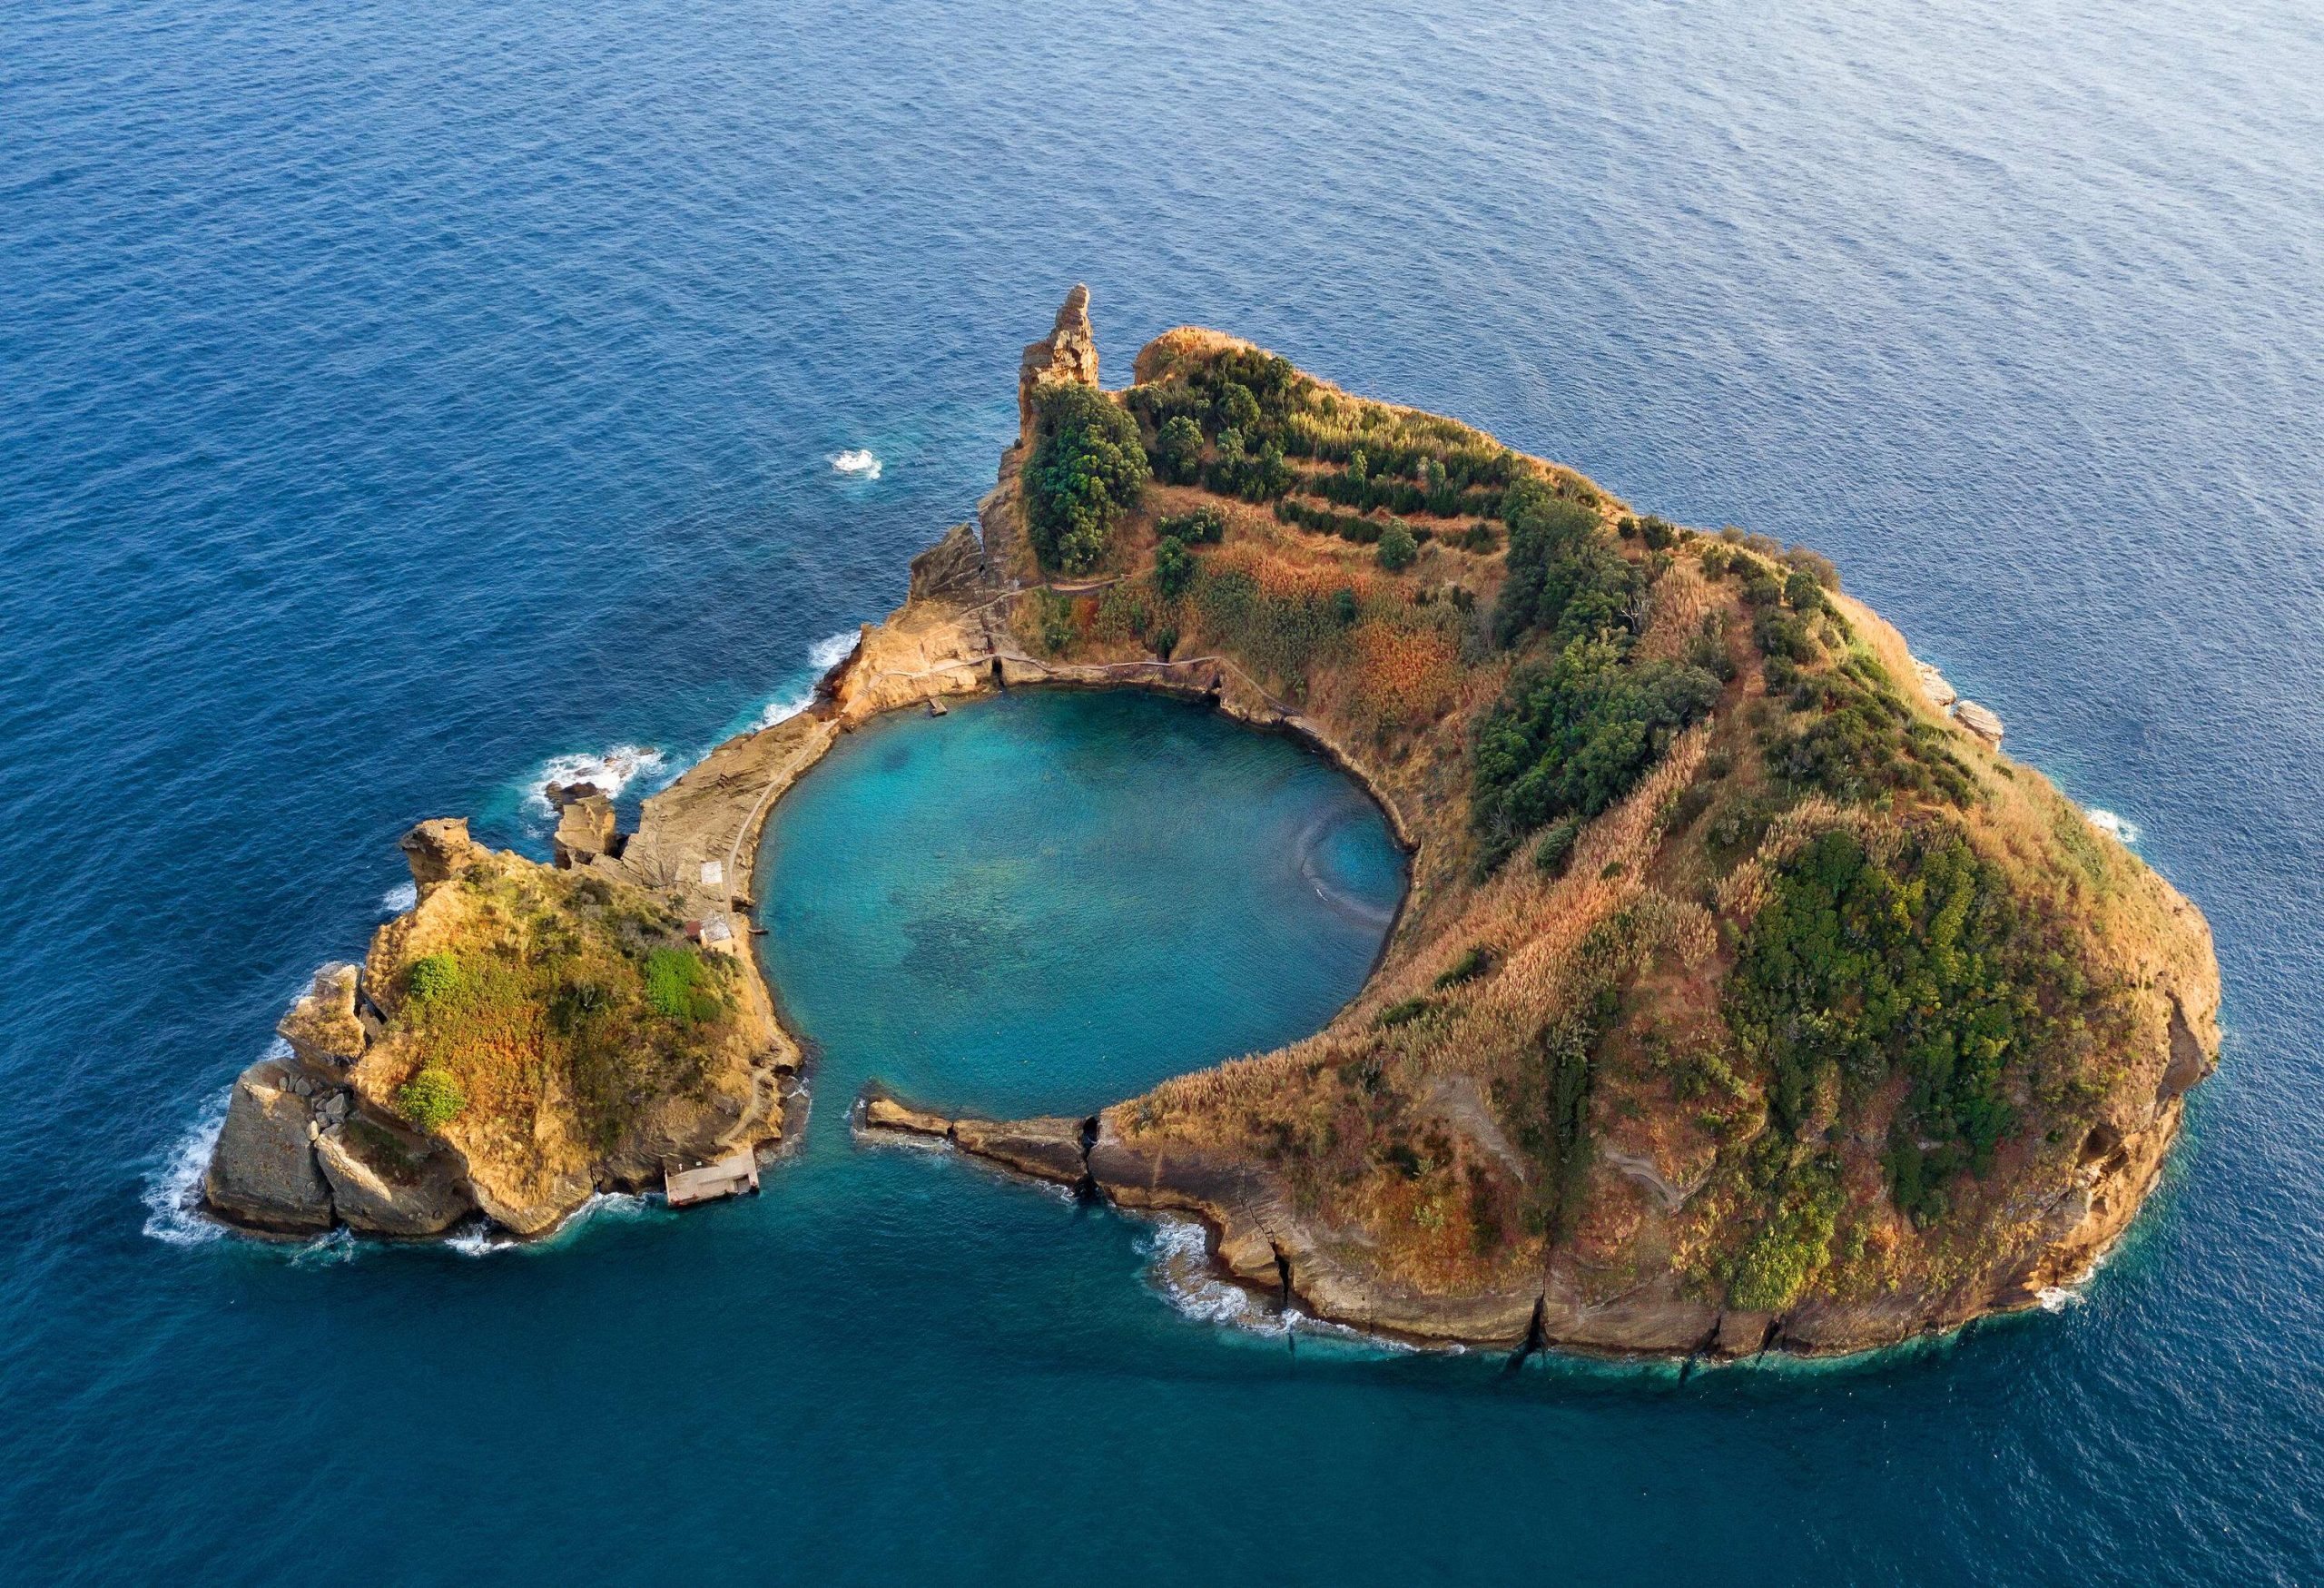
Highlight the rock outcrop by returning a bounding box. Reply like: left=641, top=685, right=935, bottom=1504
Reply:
left=550, top=788, right=617, bottom=869
left=204, top=1057, right=336, bottom=1235
left=905, top=521, right=996, bottom=604
left=275, top=962, right=365, bottom=1070
left=1017, top=283, right=1099, bottom=437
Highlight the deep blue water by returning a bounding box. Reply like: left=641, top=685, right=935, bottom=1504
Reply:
left=5, top=0, right=2323, bottom=1581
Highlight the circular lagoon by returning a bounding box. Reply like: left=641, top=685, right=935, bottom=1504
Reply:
left=756, top=688, right=1408, bottom=1124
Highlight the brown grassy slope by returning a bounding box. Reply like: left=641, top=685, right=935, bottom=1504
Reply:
left=1000, top=330, right=2219, bottom=1325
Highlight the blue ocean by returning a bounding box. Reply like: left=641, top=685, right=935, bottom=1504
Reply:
left=5, top=0, right=2322, bottom=1580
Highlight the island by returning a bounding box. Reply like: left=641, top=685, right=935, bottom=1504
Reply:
left=202, top=288, right=2220, bottom=1358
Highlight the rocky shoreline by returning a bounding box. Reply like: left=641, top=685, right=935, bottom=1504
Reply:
left=196, top=289, right=2218, bottom=1366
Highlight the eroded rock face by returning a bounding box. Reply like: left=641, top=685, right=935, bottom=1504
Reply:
left=314, top=1119, right=475, bottom=1237
left=399, top=817, right=486, bottom=888
left=203, top=1059, right=333, bottom=1235
left=551, top=792, right=617, bottom=869
left=1017, top=283, right=1099, bottom=437
left=906, top=523, right=996, bottom=604
left=276, top=962, right=365, bottom=1069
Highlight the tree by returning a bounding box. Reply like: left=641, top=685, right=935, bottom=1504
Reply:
left=1026, top=384, right=1150, bottom=574
left=1155, top=536, right=1196, bottom=601
left=1376, top=519, right=1418, bottom=572
left=1154, top=415, right=1204, bottom=485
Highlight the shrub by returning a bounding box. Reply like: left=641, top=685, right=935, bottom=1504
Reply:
left=1026, top=384, right=1149, bottom=574
left=1376, top=520, right=1419, bottom=571
left=1157, top=504, right=1226, bottom=544
left=397, top=1065, right=467, bottom=1131
left=1532, top=815, right=1582, bottom=876
left=644, top=947, right=720, bottom=1025
left=406, top=954, right=461, bottom=1005
left=1153, top=415, right=1205, bottom=485
left=1154, top=536, right=1197, bottom=602
left=1149, top=624, right=1178, bottom=660
left=1434, top=944, right=1494, bottom=990
left=1375, top=997, right=1433, bottom=1029
left=1725, top=827, right=2045, bottom=1193
left=1032, top=589, right=1076, bottom=654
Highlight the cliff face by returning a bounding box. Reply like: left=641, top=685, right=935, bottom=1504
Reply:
left=854, top=293, right=2222, bottom=1356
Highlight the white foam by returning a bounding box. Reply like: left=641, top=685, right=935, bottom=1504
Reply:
left=2086, top=808, right=2142, bottom=844
left=1144, top=1216, right=1285, bottom=1331
left=142, top=1080, right=240, bottom=1247
left=752, top=629, right=862, bottom=729
left=380, top=880, right=418, bottom=915
left=527, top=744, right=668, bottom=817
left=445, top=1191, right=656, bottom=1258
left=830, top=448, right=882, bottom=479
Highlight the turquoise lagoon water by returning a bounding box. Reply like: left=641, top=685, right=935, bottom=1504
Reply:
left=7, top=0, right=2324, bottom=1580
left=759, top=689, right=1407, bottom=1121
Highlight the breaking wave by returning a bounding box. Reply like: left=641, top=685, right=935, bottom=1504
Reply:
left=527, top=744, right=668, bottom=817
left=2086, top=808, right=2142, bottom=844
left=446, top=1192, right=658, bottom=1258
left=753, top=629, right=861, bottom=729
left=142, top=1079, right=242, bottom=1247
left=1144, top=1216, right=1289, bottom=1333
left=830, top=448, right=881, bottom=479
left=380, top=880, right=418, bottom=915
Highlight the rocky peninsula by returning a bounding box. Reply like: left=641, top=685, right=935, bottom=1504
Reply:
left=202, top=289, right=2220, bottom=1360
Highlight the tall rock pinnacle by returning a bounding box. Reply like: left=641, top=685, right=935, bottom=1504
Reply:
left=1017, top=284, right=1100, bottom=440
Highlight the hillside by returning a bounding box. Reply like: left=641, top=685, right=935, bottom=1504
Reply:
left=865, top=291, right=2222, bottom=1355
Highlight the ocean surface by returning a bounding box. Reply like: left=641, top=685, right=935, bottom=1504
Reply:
left=5, top=0, right=2322, bottom=1580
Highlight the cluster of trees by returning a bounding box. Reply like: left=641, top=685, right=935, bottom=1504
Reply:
left=1492, top=475, right=1638, bottom=646
left=1725, top=828, right=2045, bottom=1226
left=1025, top=384, right=1150, bottom=574
left=1312, top=449, right=1502, bottom=519
left=1470, top=637, right=1723, bottom=873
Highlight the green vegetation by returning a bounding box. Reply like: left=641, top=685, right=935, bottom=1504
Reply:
left=1375, top=519, right=1418, bottom=572
left=1531, top=815, right=1581, bottom=876
left=1472, top=637, right=1721, bottom=872
left=1493, top=476, right=1634, bottom=646
left=406, top=953, right=461, bottom=1005
left=1725, top=828, right=2063, bottom=1224
left=644, top=947, right=721, bottom=1026
left=1433, top=944, right=1493, bottom=990
left=1033, top=589, right=1077, bottom=653
left=1026, top=384, right=1149, bottom=574
left=1153, top=414, right=1204, bottom=485
left=1765, top=646, right=1976, bottom=807
left=1728, top=1161, right=1844, bottom=1309
left=1154, top=536, right=1197, bottom=601
left=397, top=1064, right=467, bottom=1130
left=1157, top=504, right=1226, bottom=544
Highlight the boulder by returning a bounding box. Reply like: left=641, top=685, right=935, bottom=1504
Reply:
left=551, top=792, right=617, bottom=869
left=276, top=962, right=366, bottom=1069
left=906, top=523, right=995, bottom=604
left=1017, top=283, right=1100, bottom=436
left=1955, top=700, right=2004, bottom=745
left=203, top=1059, right=333, bottom=1234
left=1709, top=1309, right=1775, bottom=1359
left=314, top=1117, right=476, bottom=1237
left=399, top=817, right=486, bottom=888
left=1913, top=659, right=1957, bottom=709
